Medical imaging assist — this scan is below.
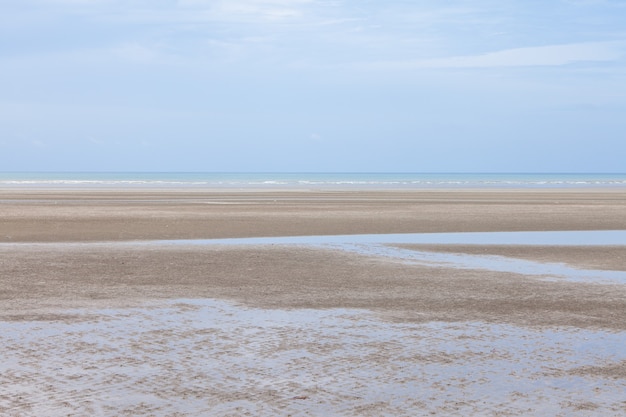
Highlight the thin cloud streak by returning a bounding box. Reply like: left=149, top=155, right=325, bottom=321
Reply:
left=366, top=41, right=625, bottom=70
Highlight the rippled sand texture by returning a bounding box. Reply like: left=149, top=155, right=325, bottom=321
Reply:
left=2, top=299, right=626, bottom=416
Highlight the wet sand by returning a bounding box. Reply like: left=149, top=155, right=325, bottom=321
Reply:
left=1, top=189, right=626, bottom=415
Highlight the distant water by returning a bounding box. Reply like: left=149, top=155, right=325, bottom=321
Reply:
left=1, top=172, right=625, bottom=189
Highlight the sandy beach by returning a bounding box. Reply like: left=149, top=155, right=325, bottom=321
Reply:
left=1, top=189, right=626, bottom=416
left=2, top=189, right=626, bottom=242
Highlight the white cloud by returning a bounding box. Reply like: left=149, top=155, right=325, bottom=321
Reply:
left=563, top=0, right=626, bottom=6
left=177, top=0, right=314, bottom=22
left=32, top=0, right=112, bottom=4
left=88, top=137, right=104, bottom=145
left=372, top=41, right=625, bottom=70
left=1, top=40, right=176, bottom=70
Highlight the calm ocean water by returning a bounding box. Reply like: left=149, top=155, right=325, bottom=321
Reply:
left=1, top=172, right=625, bottom=189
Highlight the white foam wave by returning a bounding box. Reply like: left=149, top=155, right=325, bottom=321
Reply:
left=1, top=174, right=625, bottom=188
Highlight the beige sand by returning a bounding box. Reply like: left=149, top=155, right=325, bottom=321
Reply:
left=2, top=189, right=626, bottom=242
left=1, top=189, right=626, bottom=415
left=2, top=243, right=626, bottom=331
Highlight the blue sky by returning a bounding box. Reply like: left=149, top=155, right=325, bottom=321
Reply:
left=1, top=0, right=625, bottom=172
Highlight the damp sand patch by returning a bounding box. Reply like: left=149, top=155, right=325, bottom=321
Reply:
left=1, top=298, right=625, bottom=416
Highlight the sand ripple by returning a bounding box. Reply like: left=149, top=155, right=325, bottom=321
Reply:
left=1, top=299, right=625, bottom=416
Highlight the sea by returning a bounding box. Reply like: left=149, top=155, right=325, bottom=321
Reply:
left=0, top=172, right=625, bottom=189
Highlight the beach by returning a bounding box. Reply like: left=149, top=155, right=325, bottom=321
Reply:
left=3, top=188, right=626, bottom=242
left=1, top=188, right=626, bottom=415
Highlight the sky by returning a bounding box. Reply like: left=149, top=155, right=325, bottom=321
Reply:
left=1, top=0, right=625, bottom=172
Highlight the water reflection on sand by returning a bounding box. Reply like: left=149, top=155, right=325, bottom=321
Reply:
left=2, top=298, right=626, bottom=416
left=150, top=230, right=626, bottom=285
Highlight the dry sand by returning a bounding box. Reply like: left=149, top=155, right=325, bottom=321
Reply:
left=2, top=189, right=626, bottom=242
left=1, top=189, right=626, bottom=416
